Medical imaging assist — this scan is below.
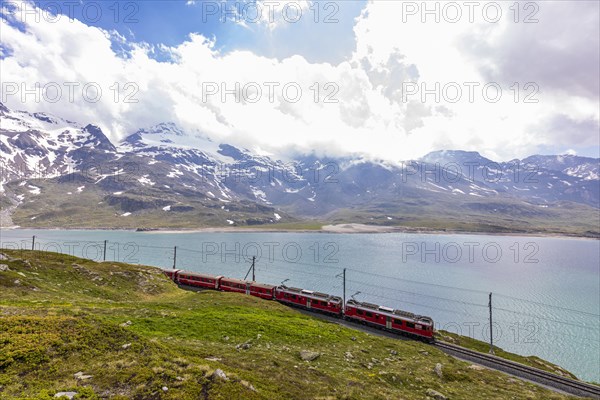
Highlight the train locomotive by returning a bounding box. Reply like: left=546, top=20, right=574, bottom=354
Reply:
left=163, top=269, right=434, bottom=342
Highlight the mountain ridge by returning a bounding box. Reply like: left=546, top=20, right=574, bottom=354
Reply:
left=1, top=102, right=598, bottom=236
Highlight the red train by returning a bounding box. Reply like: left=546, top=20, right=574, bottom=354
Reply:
left=163, top=269, right=434, bottom=342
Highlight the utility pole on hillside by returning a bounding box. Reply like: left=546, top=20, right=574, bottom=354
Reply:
left=336, top=268, right=347, bottom=307
left=173, top=246, right=177, bottom=269
left=244, top=256, right=256, bottom=281
left=489, top=292, right=495, bottom=354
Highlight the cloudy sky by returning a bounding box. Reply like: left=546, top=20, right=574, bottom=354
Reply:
left=1, top=0, right=598, bottom=161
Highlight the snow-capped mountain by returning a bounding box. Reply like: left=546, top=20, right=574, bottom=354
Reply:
left=419, top=150, right=599, bottom=208
left=522, top=154, right=599, bottom=181
left=1, top=102, right=598, bottom=234
left=0, top=103, right=117, bottom=191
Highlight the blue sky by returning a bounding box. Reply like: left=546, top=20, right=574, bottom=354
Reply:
left=31, top=0, right=366, bottom=63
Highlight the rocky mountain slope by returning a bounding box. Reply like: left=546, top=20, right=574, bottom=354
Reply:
left=1, top=102, right=598, bottom=235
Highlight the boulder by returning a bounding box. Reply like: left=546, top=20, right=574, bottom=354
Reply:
left=240, top=380, right=257, bottom=392
left=74, top=371, right=92, bottom=380
left=0, top=264, right=9, bottom=271
left=299, top=350, right=321, bottom=361
left=468, top=364, right=485, bottom=371
left=54, top=392, right=77, bottom=399
left=426, top=388, right=447, bottom=400
left=212, top=369, right=228, bottom=381
left=434, top=363, right=443, bottom=379
left=236, top=341, right=252, bottom=350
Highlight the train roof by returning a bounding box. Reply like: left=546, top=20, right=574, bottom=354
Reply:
left=177, top=270, right=221, bottom=279
left=346, top=299, right=433, bottom=326
left=220, top=277, right=248, bottom=284
left=347, top=299, right=380, bottom=310
left=277, top=286, right=342, bottom=302
left=249, top=282, right=276, bottom=289
left=279, top=286, right=303, bottom=293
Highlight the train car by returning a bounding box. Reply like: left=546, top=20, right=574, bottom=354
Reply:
left=345, top=299, right=434, bottom=342
left=390, top=309, right=435, bottom=342
left=163, top=269, right=181, bottom=281
left=176, top=271, right=222, bottom=289
left=249, top=282, right=276, bottom=300
left=275, top=286, right=343, bottom=316
left=220, top=277, right=249, bottom=294
left=303, top=290, right=343, bottom=315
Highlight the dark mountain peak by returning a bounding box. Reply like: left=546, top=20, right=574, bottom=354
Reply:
left=123, top=132, right=143, bottom=146
left=0, top=101, right=9, bottom=114
left=33, top=112, right=58, bottom=124
left=82, top=124, right=116, bottom=151
left=218, top=143, right=249, bottom=161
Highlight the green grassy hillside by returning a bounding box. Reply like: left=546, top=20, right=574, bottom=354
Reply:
left=0, top=250, right=581, bottom=399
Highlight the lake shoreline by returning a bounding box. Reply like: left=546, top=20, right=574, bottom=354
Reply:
left=3, top=223, right=598, bottom=240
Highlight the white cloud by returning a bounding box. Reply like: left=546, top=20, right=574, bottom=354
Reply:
left=0, top=0, right=598, bottom=162
left=350, top=0, right=600, bottom=160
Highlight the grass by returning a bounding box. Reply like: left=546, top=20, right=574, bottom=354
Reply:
left=435, top=331, right=578, bottom=379
left=0, top=250, right=585, bottom=399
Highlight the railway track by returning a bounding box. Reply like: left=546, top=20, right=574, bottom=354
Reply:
left=434, top=341, right=600, bottom=399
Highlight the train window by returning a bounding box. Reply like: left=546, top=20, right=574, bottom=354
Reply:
left=406, top=322, right=415, bottom=329
left=394, top=319, right=403, bottom=325
left=365, top=312, right=373, bottom=317
left=357, top=310, right=363, bottom=315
